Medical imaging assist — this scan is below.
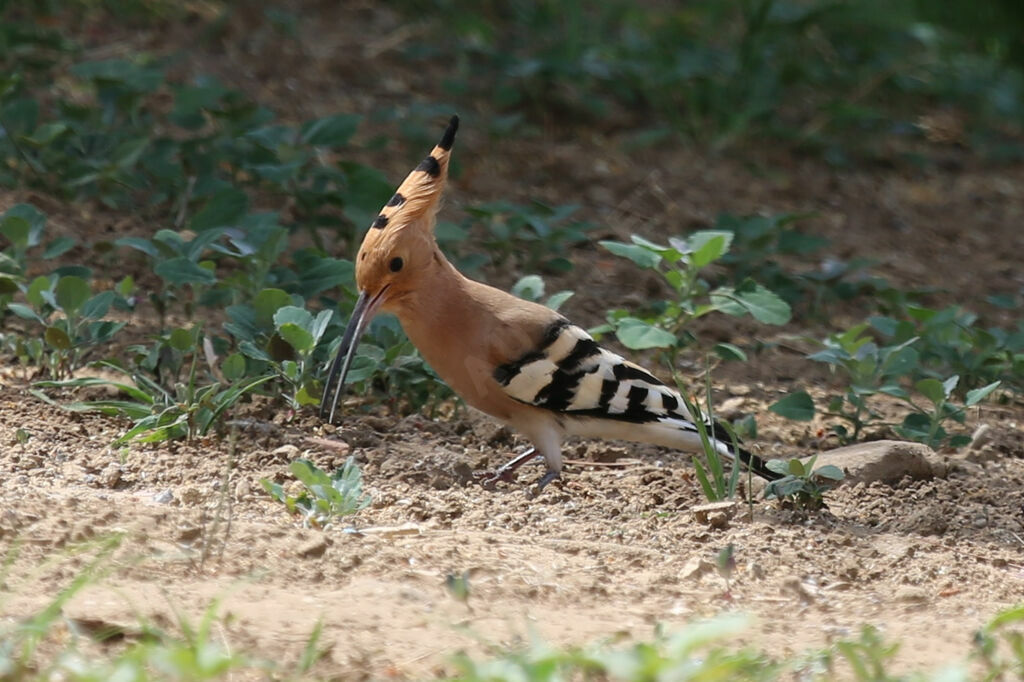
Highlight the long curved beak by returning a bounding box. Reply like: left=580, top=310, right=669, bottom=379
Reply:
left=319, top=287, right=388, bottom=424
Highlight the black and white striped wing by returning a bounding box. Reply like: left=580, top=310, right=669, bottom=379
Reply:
left=492, top=320, right=781, bottom=480
left=493, top=320, right=690, bottom=424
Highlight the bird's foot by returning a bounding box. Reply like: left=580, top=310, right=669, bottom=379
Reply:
left=474, top=466, right=519, bottom=489
left=473, top=448, right=541, bottom=489
left=526, top=469, right=561, bottom=498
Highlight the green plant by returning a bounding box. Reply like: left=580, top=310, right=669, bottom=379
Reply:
left=894, top=376, right=1001, bottom=449
left=828, top=625, right=903, bottom=682
left=509, top=274, right=574, bottom=311
left=262, top=457, right=371, bottom=527
left=31, top=325, right=273, bottom=444
left=778, top=319, right=1010, bottom=448
left=871, top=306, right=1024, bottom=396
left=0, top=534, right=308, bottom=681
left=0, top=203, right=78, bottom=308
left=6, top=273, right=125, bottom=378
left=800, top=322, right=921, bottom=442
left=448, top=612, right=777, bottom=682
left=763, top=455, right=844, bottom=510
left=394, top=0, right=1024, bottom=157
left=224, top=288, right=335, bottom=410
left=458, top=200, right=595, bottom=274
left=596, top=232, right=791, bottom=365
left=676, top=371, right=747, bottom=503
left=973, top=603, right=1024, bottom=680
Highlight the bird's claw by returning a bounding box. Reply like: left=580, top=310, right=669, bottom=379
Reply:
left=473, top=466, right=519, bottom=489
left=527, top=470, right=561, bottom=498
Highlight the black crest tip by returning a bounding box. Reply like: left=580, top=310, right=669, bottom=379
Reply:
left=438, top=115, right=459, bottom=151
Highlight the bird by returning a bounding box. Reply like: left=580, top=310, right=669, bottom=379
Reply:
left=320, top=115, right=782, bottom=492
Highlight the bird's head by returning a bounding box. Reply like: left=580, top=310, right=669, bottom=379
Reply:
left=320, top=115, right=459, bottom=423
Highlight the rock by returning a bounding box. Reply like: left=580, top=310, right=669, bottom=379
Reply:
left=895, top=586, right=929, bottom=604
left=272, top=444, right=301, bottom=460
left=780, top=576, right=816, bottom=602
left=296, top=535, right=330, bottom=559
left=679, top=557, right=714, bottom=581
left=234, top=478, right=251, bottom=501
left=692, top=501, right=737, bottom=528
left=812, top=440, right=944, bottom=486
left=153, top=489, right=174, bottom=504
left=98, top=462, right=121, bottom=489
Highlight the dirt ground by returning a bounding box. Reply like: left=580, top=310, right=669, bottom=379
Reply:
left=2, top=4, right=1024, bottom=679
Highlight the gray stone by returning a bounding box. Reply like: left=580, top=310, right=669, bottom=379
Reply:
left=811, top=440, right=944, bottom=485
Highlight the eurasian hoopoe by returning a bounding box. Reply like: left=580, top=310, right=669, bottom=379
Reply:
left=321, top=116, right=782, bottom=491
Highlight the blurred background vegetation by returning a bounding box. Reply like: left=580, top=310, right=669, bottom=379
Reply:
left=1, top=0, right=1022, bottom=440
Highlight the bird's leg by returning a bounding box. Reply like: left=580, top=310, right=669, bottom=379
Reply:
left=531, top=468, right=560, bottom=495
left=476, top=447, right=541, bottom=487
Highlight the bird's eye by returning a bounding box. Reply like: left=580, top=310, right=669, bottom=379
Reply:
left=389, top=257, right=404, bottom=272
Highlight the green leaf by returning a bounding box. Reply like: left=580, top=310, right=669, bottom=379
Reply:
left=42, top=236, right=77, bottom=259
left=713, top=342, right=747, bottom=362
left=55, top=276, right=90, bottom=314
left=189, top=187, right=248, bottom=231
left=765, top=459, right=790, bottom=476
left=273, top=305, right=313, bottom=332
left=2, top=204, right=46, bottom=247
left=629, top=235, right=682, bottom=261
left=599, top=240, right=661, bottom=269
left=301, top=113, right=361, bottom=146
left=309, top=309, right=333, bottom=346
left=941, top=375, right=959, bottom=398
left=511, top=275, right=544, bottom=301
left=688, top=230, right=733, bottom=267
left=71, top=58, right=163, bottom=92
left=7, top=303, right=43, bottom=322
left=897, top=412, right=933, bottom=443
left=80, top=291, right=114, bottom=320
left=222, top=353, right=247, bottom=381
left=712, top=284, right=792, bottom=325
left=115, top=236, right=162, bottom=258
left=293, top=258, right=354, bottom=298
left=198, top=375, right=274, bottom=435
left=45, top=326, right=72, bottom=350
left=813, top=465, right=844, bottom=481
left=915, top=378, right=948, bottom=406
left=787, top=459, right=807, bottom=477
left=0, top=216, right=30, bottom=248
left=22, top=121, right=69, bottom=146
left=965, top=381, right=1001, bottom=407
left=615, top=318, right=677, bottom=350
left=545, top=290, right=574, bottom=311
left=26, top=275, right=52, bottom=308
left=295, top=385, right=320, bottom=407
left=769, top=391, right=815, bottom=421
left=169, top=327, right=196, bottom=351
left=154, top=257, right=217, bottom=286
left=278, top=322, right=315, bottom=354
left=253, top=288, right=295, bottom=328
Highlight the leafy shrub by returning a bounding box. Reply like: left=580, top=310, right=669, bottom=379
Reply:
left=262, top=457, right=371, bottom=527
left=595, top=231, right=791, bottom=364
left=764, top=456, right=844, bottom=510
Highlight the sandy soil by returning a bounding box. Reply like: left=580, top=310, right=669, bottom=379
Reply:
left=2, top=3, right=1024, bottom=679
